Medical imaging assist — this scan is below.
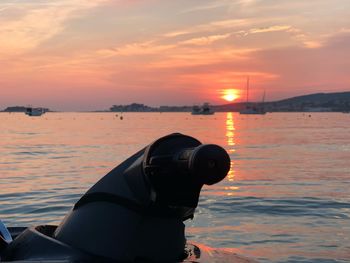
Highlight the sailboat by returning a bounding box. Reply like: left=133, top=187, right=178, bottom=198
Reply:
left=239, top=77, right=266, bottom=115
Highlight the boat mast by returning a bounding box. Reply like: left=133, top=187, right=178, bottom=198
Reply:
left=262, top=90, right=266, bottom=103
left=261, top=90, right=266, bottom=112
left=246, top=76, right=250, bottom=104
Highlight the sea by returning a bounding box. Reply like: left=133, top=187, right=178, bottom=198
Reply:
left=0, top=112, right=349, bottom=262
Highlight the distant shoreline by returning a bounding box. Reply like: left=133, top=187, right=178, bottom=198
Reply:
left=2, top=91, right=350, bottom=113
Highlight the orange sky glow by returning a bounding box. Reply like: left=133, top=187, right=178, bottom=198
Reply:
left=222, top=89, right=240, bottom=102
left=0, top=0, right=350, bottom=110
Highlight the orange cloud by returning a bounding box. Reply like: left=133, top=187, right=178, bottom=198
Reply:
left=1, top=0, right=349, bottom=110
left=0, top=0, right=107, bottom=54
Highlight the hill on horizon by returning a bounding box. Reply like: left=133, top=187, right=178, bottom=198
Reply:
left=275, top=91, right=350, bottom=104
left=214, top=91, right=350, bottom=112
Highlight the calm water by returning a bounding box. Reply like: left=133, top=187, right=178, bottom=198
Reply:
left=1, top=112, right=350, bottom=262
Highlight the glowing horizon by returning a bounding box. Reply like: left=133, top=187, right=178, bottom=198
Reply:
left=221, top=89, right=240, bottom=102
left=0, top=0, right=350, bottom=111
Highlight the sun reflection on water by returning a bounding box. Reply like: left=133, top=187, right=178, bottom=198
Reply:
left=225, top=112, right=236, bottom=185
left=226, top=112, right=235, bottom=150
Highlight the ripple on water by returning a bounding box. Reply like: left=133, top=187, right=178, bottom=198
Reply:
left=1, top=112, right=350, bottom=263
left=199, top=196, right=350, bottom=219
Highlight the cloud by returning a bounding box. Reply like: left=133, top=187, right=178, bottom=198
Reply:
left=249, top=25, right=292, bottom=34
left=0, top=0, right=107, bottom=54
left=180, top=0, right=232, bottom=14
left=162, top=19, right=250, bottom=38
left=180, top=0, right=258, bottom=14
left=98, top=41, right=176, bottom=57
left=179, top=33, right=231, bottom=46
left=248, top=31, right=350, bottom=97
left=1, top=0, right=349, bottom=109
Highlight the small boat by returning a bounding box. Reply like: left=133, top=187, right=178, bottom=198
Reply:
left=191, top=103, right=215, bottom=115
left=239, top=77, right=266, bottom=115
left=25, top=107, right=45, bottom=117
left=0, top=134, right=257, bottom=263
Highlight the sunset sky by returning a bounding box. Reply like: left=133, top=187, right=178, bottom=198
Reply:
left=1, top=0, right=350, bottom=110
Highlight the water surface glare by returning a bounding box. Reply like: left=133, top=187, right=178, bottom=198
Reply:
left=1, top=112, right=349, bottom=262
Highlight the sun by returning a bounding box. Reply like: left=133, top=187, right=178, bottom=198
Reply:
left=221, top=89, right=240, bottom=102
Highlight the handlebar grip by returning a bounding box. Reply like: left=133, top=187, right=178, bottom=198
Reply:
left=174, top=144, right=230, bottom=185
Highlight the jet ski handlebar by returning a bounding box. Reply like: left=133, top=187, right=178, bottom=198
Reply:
left=141, top=133, right=231, bottom=209
left=2, top=134, right=232, bottom=263
left=144, top=144, right=230, bottom=186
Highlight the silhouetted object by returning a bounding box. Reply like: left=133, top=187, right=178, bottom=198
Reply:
left=0, top=134, right=246, bottom=262
left=191, top=103, right=215, bottom=115
left=3, top=106, right=27, bottom=112
left=240, top=77, right=266, bottom=115
left=0, top=220, right=12, bottom=256
left=25, top=107, right=45, bottom=117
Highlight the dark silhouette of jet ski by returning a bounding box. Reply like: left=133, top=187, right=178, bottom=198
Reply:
left=0, top=133, right=257, bottom=262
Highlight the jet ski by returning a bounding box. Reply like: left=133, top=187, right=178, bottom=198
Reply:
left=0, top=133, right=257, bottom=262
